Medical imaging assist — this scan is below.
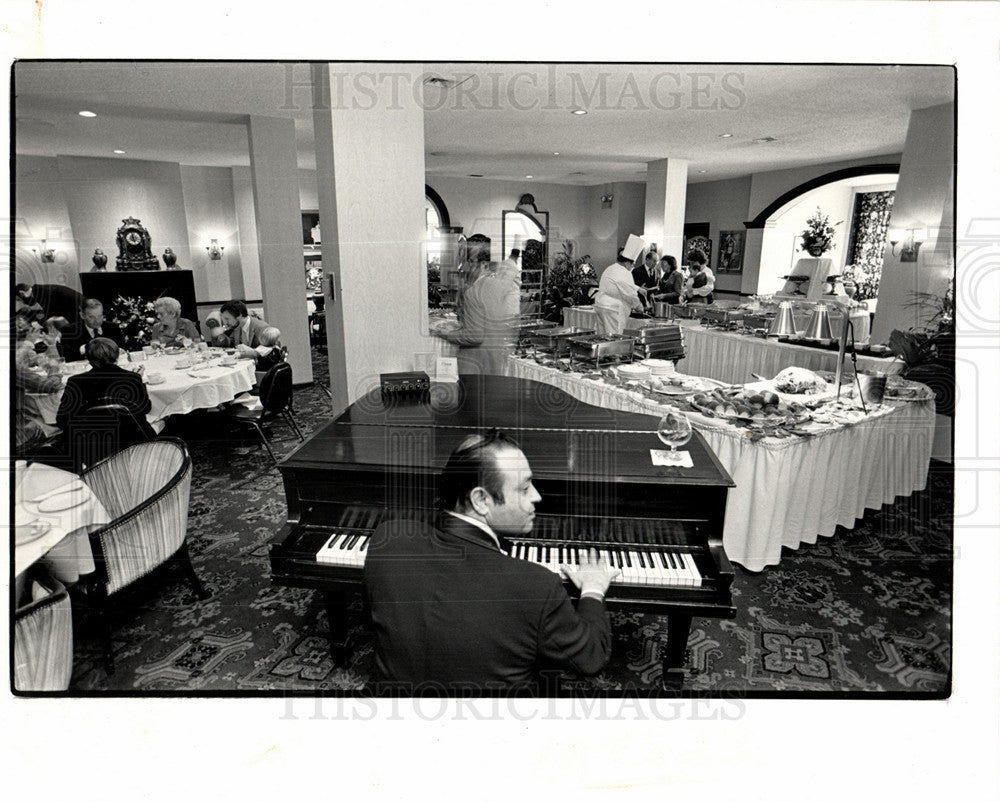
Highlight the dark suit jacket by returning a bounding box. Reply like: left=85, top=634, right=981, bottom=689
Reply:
left=363, top=515, right=612, bottom=691
left=60, top=321, right=125, bottom=362
left=55, top=364, right=153, bottom=437
left=632, top=264, right=656, bottom=290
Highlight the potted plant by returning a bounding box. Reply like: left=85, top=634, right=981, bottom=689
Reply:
left=542, top=241, right=597, bottom=322
left=799, top=208, right=842, bottom=257
left=888, top=281, right=955, bottom=416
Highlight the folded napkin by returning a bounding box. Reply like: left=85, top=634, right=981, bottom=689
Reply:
left=649, top=449, right=694, bottom=468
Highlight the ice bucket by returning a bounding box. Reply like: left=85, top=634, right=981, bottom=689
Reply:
left=855, top=371, right=887, bottom=405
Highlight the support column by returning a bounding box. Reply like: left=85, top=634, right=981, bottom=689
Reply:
left=871, top=103, right=954, bottom=343
left=312, top=64, right=426, bottom=412
left=644, top=158, right=689, bottom=257
left=246, top=115, right=313, bottom=384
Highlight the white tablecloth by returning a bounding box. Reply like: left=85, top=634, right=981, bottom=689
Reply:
left=507, top=356, right=934, bottom=571
left=14, top=462, right=110, bottom=583
left=560, top=308, right=897, bottom=385
left=26, top=351, right=257, bottom=429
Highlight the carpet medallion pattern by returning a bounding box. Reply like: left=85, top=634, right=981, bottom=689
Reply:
left=65, top=349, right=951, bottom=696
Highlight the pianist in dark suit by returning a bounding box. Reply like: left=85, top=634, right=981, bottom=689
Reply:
left=364, top=429, right=619, bottom=693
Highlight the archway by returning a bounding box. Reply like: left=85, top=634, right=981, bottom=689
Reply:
left=756, top=171, right=899, bottom=302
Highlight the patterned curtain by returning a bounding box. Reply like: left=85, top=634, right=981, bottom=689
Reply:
left=845, top=191, right=895, bottom=301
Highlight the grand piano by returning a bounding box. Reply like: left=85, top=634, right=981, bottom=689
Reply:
left=269, top=374, right=736, bottom=689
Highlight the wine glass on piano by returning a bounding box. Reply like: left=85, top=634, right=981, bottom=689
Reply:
left=656, top=411, right=692, bottom=452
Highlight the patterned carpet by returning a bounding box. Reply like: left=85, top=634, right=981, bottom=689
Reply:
left=67, top=349, right=952, bottom=696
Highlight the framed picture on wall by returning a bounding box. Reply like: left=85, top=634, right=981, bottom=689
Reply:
left=683, top=222, right=711, bottom=266
left=717, top=230, right=745, bottom=273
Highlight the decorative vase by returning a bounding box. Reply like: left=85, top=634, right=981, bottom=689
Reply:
left=842, top=278, right=857, bottom=299
left=806, top=246, right=826, bottom=258
left=91, top=249, right=108, bottom=271
left=163, top=248, right=178, bottom=269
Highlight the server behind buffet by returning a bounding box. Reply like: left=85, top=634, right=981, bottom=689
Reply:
left=363, top=429, right=619, bottom=693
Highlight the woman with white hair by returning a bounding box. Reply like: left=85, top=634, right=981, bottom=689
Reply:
left=151, top=296, right=202, bottom=345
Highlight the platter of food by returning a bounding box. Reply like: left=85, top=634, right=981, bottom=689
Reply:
left=771, top=366, right=830, bottom=396
left=690, top=386, right=811, bottom=427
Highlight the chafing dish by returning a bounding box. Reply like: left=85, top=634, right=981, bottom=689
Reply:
left=742, top=312, right=775, bottom=331
left=567, top=334, right=636, bottom=369
left=628, top=322, right=685, bottom=360
left=699, top=308, right=746, bottom=326
left=630, top=323, right=683, bottom=345
left=517, top=320, right=559, bottom=344
left=528, top=326, right=594, bottom=356
left=669, top=304, right=699, bottom=319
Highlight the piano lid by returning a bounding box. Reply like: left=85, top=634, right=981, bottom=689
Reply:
left=284, top=375, right=733, bottom=488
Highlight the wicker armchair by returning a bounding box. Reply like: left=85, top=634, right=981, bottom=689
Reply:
left=80, top=437, right=210, bottom=672
left=14, top=574, right=74, bottom=691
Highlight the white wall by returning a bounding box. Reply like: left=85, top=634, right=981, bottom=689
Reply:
left=14, top=156, right=79, bottom=288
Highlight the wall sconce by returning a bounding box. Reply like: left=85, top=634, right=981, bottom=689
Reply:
left=33, top=240, right=56, bottom=262
left=206, top=239, right=225, bottom=260
left=888, top=226, right=927, bottom=262
left=601, top=193, right=614, bottom=208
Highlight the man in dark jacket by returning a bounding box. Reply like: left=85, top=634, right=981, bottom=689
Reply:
left=364, top=429, right=618, bottom=693
left=60, top=298, right=125, bottom=362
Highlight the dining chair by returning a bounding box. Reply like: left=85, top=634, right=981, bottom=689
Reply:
left=79, top=437, right=210, bottom=673
left=225, top=362, right=304, bottom=465
left=66, top=402, right=156, bottom=473
left=13, top=573, right=74, bottom=691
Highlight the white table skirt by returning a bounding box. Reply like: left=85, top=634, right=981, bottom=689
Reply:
left=507, top=356, right=934, bottom=571
left=14, top=462, right=110, bottom=582
left=560, top=307, right=900, bottom=385
left=26, top=353, right=257, bottom=428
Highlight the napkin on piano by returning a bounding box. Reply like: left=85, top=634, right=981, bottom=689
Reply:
left=649, top=449, right=694, bottom=468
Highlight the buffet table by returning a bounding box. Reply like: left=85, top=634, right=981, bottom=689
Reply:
left=560, top=307, right=901, bottom=386
left=507, top=355, right=934, bottom=571
left=24, top=349, right=258, bottom=431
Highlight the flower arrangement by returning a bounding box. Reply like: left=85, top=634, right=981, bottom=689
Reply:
left=842, top=262, right=881, bottom=302
left=799, top=207, right=842, bottom=257
left=108, top=294, right=156, bottom=351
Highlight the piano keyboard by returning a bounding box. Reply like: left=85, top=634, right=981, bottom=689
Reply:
left=315, top=531, right=701, bottom=588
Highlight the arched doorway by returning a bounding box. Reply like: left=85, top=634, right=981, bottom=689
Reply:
left=757, top=172, right=898, bottom=309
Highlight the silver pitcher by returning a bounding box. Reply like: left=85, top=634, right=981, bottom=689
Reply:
left=767, top=301, right=798, bottom=337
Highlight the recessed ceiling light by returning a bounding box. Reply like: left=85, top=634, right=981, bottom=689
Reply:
left=718, top=133, right=733, bottom=138
left=79, top=110, right=97, bottom=118
left=553, top=152, right=560, bottom=156
left=525, top=175, right=533, bottom=179
left=571, top=109, right=587, bottom=115
left=698, top=170, right=707, bottom=174
left=113, top=149, right=125, bottom=154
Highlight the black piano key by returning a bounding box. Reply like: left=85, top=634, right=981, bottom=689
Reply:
left=636, top=550, right=646, bottom=568
left=623, top=551, right=632, bottom=568
left=358, top=536, right=370, bottom=552
left=658, top=550, right=669, bottom=568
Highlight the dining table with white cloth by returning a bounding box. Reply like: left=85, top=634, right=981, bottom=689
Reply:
left=23, top=349, right=258, bottom=433
left=560, top=307, right=898, bottom=386
left=506, top=355, right=934, bottom=572
left=13, top=461, right=111, bottom=595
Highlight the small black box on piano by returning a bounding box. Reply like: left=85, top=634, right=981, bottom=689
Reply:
left=380, top=371, right=430, bottom=394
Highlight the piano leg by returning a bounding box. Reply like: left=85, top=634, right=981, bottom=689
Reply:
left=323, top=590, right=352, bottom=664
left=661, top=613, right=693, bottom=691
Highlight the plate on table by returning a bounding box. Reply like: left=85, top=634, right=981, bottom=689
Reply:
left=146, top=375, right=166, bottom=385
left=15, top=520, right=52, bottom=545
left=219, top=358, right=238, bottom=367
left=35, top=486, right=87, bottom=513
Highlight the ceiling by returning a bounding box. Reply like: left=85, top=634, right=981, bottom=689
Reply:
left=13, top=61, right=954, bottom=186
